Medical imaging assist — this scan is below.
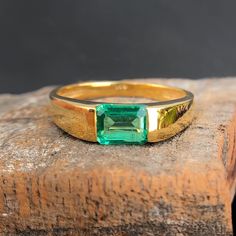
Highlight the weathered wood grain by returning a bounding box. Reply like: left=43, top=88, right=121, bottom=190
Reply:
left=0, top=78, right=235, bottom=236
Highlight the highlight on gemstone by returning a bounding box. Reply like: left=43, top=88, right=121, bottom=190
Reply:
left=96, top=104, right=147, bottom=145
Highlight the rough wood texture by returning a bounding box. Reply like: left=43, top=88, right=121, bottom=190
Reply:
left=0, top=78, right=235, bottom=236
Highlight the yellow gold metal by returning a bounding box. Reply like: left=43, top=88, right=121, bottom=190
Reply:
left=49, top=81, right=194, bottom=143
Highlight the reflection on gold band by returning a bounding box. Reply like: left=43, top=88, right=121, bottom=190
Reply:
left=49, top=81, right=194, bottom=143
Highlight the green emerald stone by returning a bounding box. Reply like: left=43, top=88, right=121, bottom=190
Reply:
left=96, top=104, right=147, bottom=145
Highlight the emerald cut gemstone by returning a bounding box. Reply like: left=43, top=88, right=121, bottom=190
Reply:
left=96, top=104, right=147, bottom=145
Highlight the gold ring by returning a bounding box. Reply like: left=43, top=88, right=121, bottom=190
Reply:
left=49, top=81, right=194, bottom=145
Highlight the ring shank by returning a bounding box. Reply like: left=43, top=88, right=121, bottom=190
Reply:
left=54, top=81, right=190, bottom=104
left=50, top=81, right=194, bottom=143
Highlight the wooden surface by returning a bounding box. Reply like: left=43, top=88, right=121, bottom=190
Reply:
left=0, top=78, right=235, bottom=236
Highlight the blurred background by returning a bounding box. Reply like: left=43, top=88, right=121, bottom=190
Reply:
left=1, top=0, right=236, bottom=94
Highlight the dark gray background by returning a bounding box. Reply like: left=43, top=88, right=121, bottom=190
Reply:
left=1, top=0, right=236, bottom=93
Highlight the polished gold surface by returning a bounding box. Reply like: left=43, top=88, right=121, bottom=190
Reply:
left=50, top=81, right=194, bottom=143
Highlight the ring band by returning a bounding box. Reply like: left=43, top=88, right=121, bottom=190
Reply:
left=49, top=81, right=194, bottom=145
